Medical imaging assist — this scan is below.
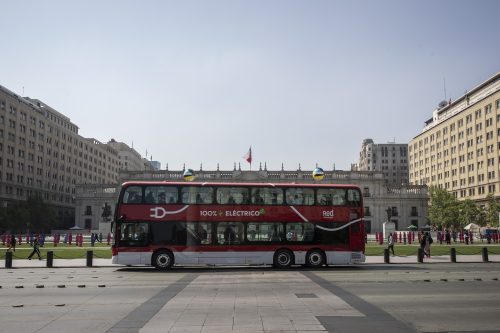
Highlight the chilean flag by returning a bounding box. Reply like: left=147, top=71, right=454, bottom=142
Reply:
left=244, top=146, right=252, bottom=164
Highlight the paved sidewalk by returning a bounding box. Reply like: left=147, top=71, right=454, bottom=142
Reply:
left=2, top=255, right=500, bottom=268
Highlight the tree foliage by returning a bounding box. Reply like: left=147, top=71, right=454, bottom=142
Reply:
left=427, top=185, right=460, bottom=228
left=0, top=196, right=57, bottom=233
left=428, top=186, right=500, bottom=229
left=457, top=199, right=479, bottom=228
left=485, top=194, right=500, bottom=227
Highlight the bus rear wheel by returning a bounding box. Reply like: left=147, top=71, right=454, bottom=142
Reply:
left=152, top=250, right=174, bottom=270
left=306, top=249, right=325, bottom=268
left=273, top=249, right=294, bottom=268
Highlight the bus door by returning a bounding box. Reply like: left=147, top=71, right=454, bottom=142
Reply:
left=184, top=222, right=212, bottom=264
left=195, top=222, right=245, bottom=264
left=118, top=221, right=151, bottom=264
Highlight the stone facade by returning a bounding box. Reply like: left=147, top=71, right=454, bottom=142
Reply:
left=409, top=72, right=500, bottom=204
left=358, top=138, right=409, bottom=185
left=0, top=85, right=120, bottom=227
left=107, top=139, right=144, bottom=171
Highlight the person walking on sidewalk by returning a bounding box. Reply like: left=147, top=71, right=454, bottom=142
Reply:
left=27, top=236, right=42, bottom=260
left=421, top=232, right=433, bottom=258
left=387, top=232, right=395, bottom=256
left=7, top=235, right=17, bottom=252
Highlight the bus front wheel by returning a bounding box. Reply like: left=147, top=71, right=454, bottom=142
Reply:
left=152, top=250, right=174, bottom=270
left=306, top=249, right=325, bottom=268
left=273, top=249, right=294, bottom=268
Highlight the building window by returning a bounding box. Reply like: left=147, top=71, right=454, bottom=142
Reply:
left=411, top=206, right=418, bottom=216
left=85, top=206, right=92, bottom=216
left=364, top=207, right=371, bottom=216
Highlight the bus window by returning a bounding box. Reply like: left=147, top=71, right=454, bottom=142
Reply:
left=217, top=222, right=243, bottom=245
left=155, top=186, right=179, bottom=204
left=123, top=186, right=143, bottom=204
left=347, top=189, right=362, bottom=206
left=186, top=223, right=212, bottom=245
left=285, top=188, right=314, bottom=205
left=181, top=186, right=214, bottom=204
left=317, top=189, right=346, bottom=206
left=150, top=222, right=186, bottom=245
left=315, top=223, right=349, bottom=245
left=216, top=187, right=249, bottom=204
left=251, top=188, right=283, bottom=205
left=144, top=188, right=157, bottom=204
left=119, top=222, right=149, bottom=246
left=286, top=223, right=314, bottom=241
left=247, top=222, right=283, bottom=242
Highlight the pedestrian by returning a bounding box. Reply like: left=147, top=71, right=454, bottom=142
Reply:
left=421, top=232, right=433, bottom=258
left=464, top=231, right=469, bottom=245
left=445, top=230, right=451, bottom=245
left=387, top=232, right=395, bottom=256
left=7, top=235, right=17, bottom=252
left=27, top=237, right=42, bottom=260
left=90, top=233, right=96, bottom=246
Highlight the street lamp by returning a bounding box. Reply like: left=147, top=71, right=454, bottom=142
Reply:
left=386, top=207, right=392, bottom=223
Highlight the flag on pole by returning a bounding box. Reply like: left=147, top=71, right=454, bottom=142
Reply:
left=244, top=146, right=252, bottom=164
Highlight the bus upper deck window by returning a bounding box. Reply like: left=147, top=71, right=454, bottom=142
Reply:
left=347, top=189, right=361, bottom=206
left=317, top=189, right=346, bottom=206
left=147, top=186, right=178, bottom=204
left=252, top=188, right=283, bottom=205
left=285, top=188, right=314, bottom=205
left=123, top=186, right=143, bottom=203
left=182, top=187, right=214, bottom=204
left=216, top=187, right=249, bottom=204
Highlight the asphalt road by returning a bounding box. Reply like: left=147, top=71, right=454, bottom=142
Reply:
left=0, top=263, right=499, bottom=333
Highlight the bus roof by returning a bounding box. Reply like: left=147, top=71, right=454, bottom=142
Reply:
left=120, top=181, right=360, bottom=189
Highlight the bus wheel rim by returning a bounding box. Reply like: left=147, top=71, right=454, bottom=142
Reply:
left=157, top=254, right=170, bottom=267
left=309, top=253, right=322, bottom=265
left=278, top=253, right=290, bottom=265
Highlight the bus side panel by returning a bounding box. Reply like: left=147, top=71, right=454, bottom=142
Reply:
left=115, top=252, right=142, bottom=265
left=141, top=252, right=153, bottom=265
left=293, top=251, right=306, bottom=264
left=326, top=251, right=365, bottom=265
left=175, top=251, right=200, bottom=264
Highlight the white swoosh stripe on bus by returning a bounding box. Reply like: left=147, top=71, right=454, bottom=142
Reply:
left=164, top=205, right=190, bottom=214
left=315, top=218, right=364, bottom=232
left=290, top=206, right=309, bottom=222
left=290, top=206, right=363, bottom=232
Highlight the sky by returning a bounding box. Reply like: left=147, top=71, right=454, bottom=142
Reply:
left=1, top=0, right=499, bottom=171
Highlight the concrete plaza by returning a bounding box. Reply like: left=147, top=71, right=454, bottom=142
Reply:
left=1, top=257, right=500, bottom=333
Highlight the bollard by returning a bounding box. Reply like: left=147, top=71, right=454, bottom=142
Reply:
left=47, top=251, right=53, bottom=268
left=417, top=248, right=424, bottom=263
left=450, top=248, right=456, bottom=263
left=384, top=248, right=390, bottom=263
left=482, top=247, right=489, bottom=262
left=5, top=251, right=13, bottom=268
left=86, top=250, right=93, bottom=267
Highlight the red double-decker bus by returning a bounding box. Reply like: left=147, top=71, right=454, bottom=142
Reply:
left=112, top=181, right=365, bottom=270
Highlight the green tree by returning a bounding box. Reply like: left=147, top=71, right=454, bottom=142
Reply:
left=0, top=196, right=56, bottom=233
left=428, top=185, right=459, bottom=228
left=457, top=199, right=479, bottom=228
left=485, top=194, right=500, bottom=227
